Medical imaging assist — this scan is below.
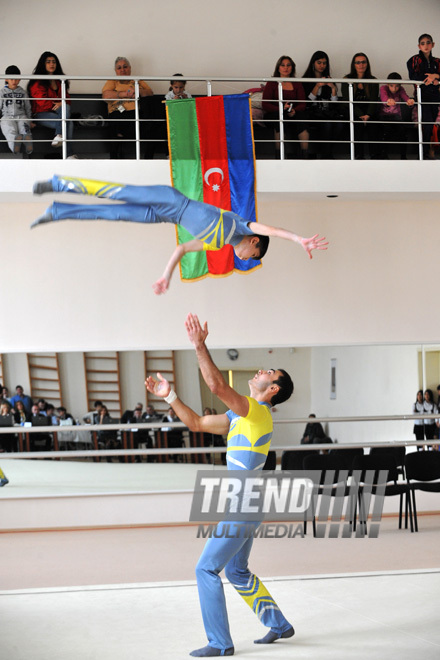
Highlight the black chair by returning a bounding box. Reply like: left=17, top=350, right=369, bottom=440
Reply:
left=405, top=451, right=440, bottom=532
left=331, top=447, right=364, bottom=474
left=302, top=452, right=354, bottom=536
left=369, top=445, right=406, bottom=479
left=281, top=449, right=317, bottom=470
left=263, top=450, right=277, bottom=470
left=352, top=454, right=413, bottom=534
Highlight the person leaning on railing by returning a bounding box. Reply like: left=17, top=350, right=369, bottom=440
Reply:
left=27, top=51, right=77, bottom=158
left=102, top=56, right=153, bottom=159
left=378, top=73, right=414, bottom=159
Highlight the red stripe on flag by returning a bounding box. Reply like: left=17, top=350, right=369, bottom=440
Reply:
left=195, top=97, right=232, bottom=210
left=206, top=244, right=235, bottom=275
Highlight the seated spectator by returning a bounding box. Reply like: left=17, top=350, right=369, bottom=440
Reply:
left=379, top=73, right=414, bottom=159
left=128, top=405, right=153, bottom=462
left=13, top=400, right=29, bottom=425
left=341, top=53, right=380, bottom=159
left=301, top=414, right=331, bottom=445
left=37, top=398, right=47, bottom=415
left=10, top=385, right=33, bottom=415
left=82, top=400, right=103, bottom=424
left=102, top=56, right=153, bottom=159
left=96, top=405, right=122, bottom=462
left=165, top=74, right=192, bottom=100
left=161, top=407, right=185, bottom=461
left=121, top=402, right=143, bottom=424
left=29, top=403, right=52, bottom=451
left=302, top=51, right=341, bottom=159
left=56, top=406, right=77, bottom=449
left=45, top=403, right=59, bottom=426
left=143, top=404, right=162, bottom=424
left=28, top=51, right=77, bottom=158
left=262, top=55, right=309, bottom=159
left=1, top=386, right=11, bottom=404
left=0, top=401, right=16, bottom=452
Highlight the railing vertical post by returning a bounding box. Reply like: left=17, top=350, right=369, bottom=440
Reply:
left=134, top=80, right=141, bottom=160
left=278, top=81, right=284, bottom=160
left=348, top=83, right=355, bottom=161
left=207, top=80, right=212, bottom=97
left=416, top=85, right=423, bottom=161
left=61, top=79, right=67, bottom=160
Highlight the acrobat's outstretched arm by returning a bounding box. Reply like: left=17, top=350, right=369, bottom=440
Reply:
left=247, top=222, right=328, bottom=260
left=153, top=238, right=204, bottom=295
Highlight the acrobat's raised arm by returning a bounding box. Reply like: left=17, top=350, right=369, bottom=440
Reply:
left=153, top=238, right=204, bottom=295
left=247, top=221, right=328, bottom=260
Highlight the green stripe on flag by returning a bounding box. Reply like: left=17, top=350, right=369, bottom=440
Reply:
left=167, top=99, right=203, bottom=201
left=167, top=98, right=209, bottom=280
left=177, top=225, right=209, bottom=280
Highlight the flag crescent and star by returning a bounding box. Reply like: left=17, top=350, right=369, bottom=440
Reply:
left=166, top=94, right=261, bottom=282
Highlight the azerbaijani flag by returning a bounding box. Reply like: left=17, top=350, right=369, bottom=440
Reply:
left=166, top=94, right=261, bottom=282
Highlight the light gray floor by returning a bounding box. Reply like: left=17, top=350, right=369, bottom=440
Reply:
left=2, top=571, right=439, bottom=660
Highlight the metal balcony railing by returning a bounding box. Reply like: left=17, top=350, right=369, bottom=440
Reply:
left=0, top=74, right=435, bottom=161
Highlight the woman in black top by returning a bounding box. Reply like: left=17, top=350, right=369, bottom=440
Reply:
left=341, top=52, right=380, bottom=158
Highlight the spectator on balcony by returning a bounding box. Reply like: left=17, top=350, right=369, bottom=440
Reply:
left=10, top=385, right=33, bottom=415
left=165, top=74, right=192, bottom=100
left=102, top=56, right=153, bottom=159
left=302, top=51, right=341, bottom=159
left=28, top=51, right=77, bottom=158
left=341, top=53, right=380, bottom=159
left=407, top=33, right=440, bottom=159
left=262, top=55, right=309, bottom=159
left=379, top=73, right=415, bottom=159
left=0, top=65, right=33, bottom=155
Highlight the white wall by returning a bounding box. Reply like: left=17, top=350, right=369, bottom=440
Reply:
left=1, top=0, right=439, bottom=90
left=3, top=194, right=440, bottom=352
left=310, top=344, right=420, bottom=444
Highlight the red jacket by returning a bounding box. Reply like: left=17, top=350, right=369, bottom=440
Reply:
left=29, top=80, right=71, bottom=115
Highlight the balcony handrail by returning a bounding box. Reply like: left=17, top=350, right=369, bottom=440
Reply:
left=0, top=74, right=432, bottom=160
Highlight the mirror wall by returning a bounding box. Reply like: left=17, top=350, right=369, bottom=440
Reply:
left=2, top=342, right=436, bottom=489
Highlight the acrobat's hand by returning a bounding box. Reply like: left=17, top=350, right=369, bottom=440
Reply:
left=152, top=276, right=170, bottom=295
left=185, top=313, right=208, bottom=348
left=300, top=234, right=329, bottom=260
left=145, top=373, right=171, bottom=398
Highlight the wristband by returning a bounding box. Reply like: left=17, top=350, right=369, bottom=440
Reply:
left=165, top=390, right=177, bottom=404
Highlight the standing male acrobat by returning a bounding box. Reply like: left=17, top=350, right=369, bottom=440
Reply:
left=146, top=313, right=295, bottom=657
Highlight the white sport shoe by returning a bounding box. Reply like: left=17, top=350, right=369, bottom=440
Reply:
left=67, top=154, right=79, bottom=159
left=51, top=134, right=63, bottom=147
